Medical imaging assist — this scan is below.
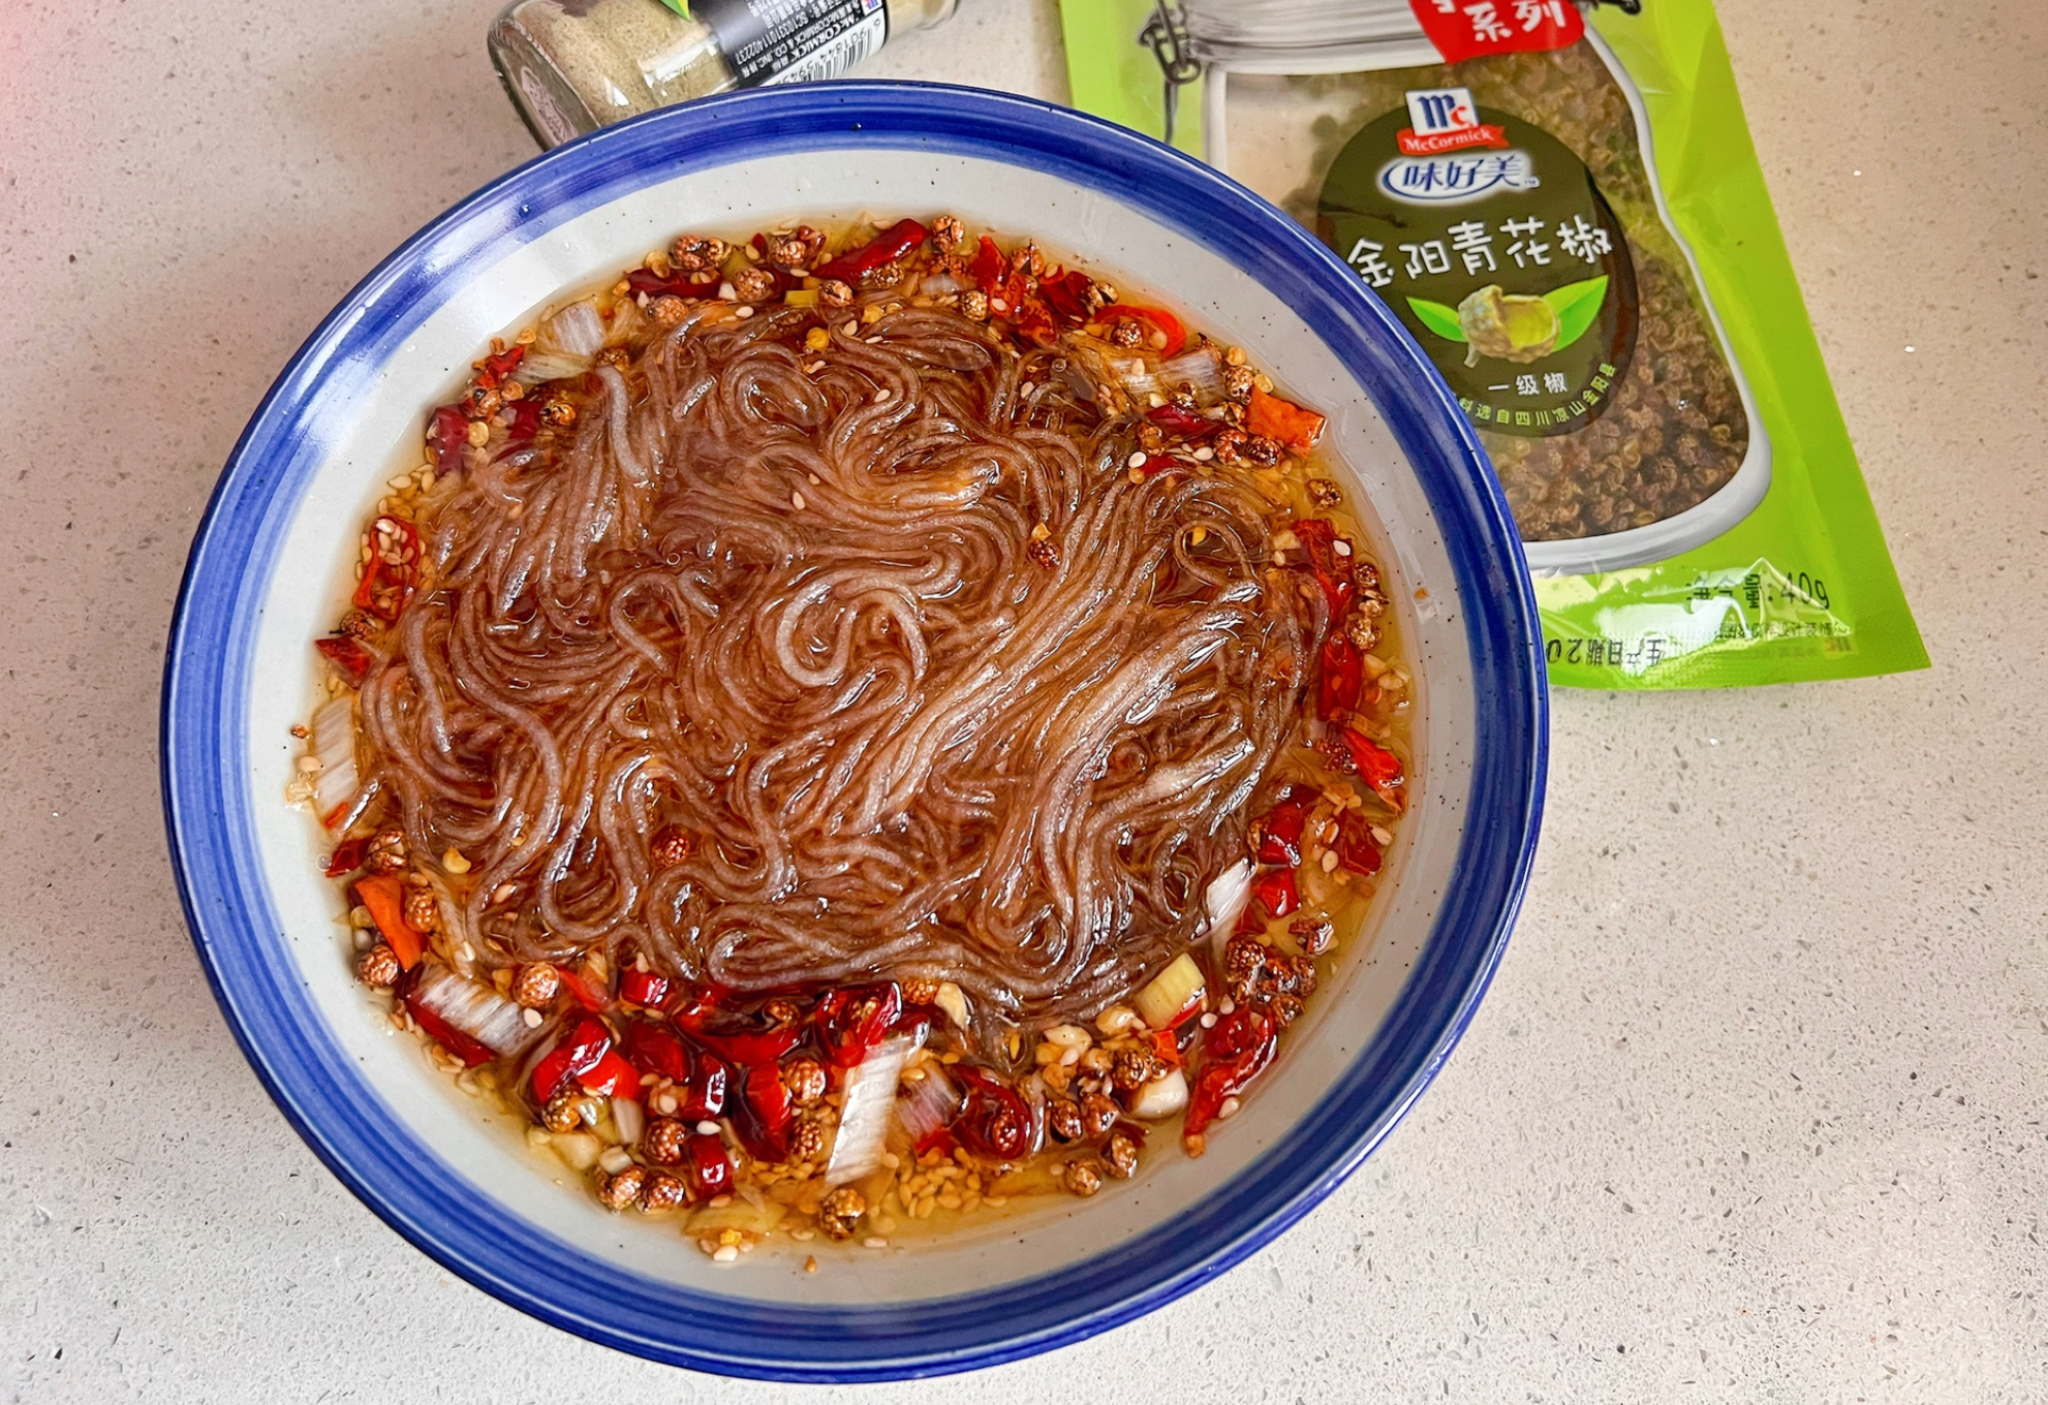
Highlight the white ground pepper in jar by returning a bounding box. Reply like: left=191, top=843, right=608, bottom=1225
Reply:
left=490, top=0, right=962, bottom=148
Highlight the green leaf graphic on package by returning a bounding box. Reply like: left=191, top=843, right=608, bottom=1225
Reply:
left=1409, top=276, right=1608, bottom=366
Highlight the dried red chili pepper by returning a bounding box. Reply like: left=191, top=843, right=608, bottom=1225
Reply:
left=352, top=516, right=421, bottom=622
left=672, top=1000, right=803, bottom=1067
left=428, top=405, right=469, bottom=478
left=323, top=835, right=371, bottom=879
left=618, top=1021, right=692, bottom=1084
left=1013, top=295, right=1061, bottom=348
left=619, top=968, right=669, bottom=1008
left=579, top=1049, right=642, bottom=1100
left=1317, top=635, right=1364, bottom=721
left=952, top=1066, right=1030, bottom=1161
left=1145, top=402, right=1211, bottom=439
left=734, top=1062, right=795, bottom=1163
left=1335, top=812, right=1384, bottom=877
left=1035, top=268, right=1098, bottom=323
left=1107, top=305, right=1186, bottom=358
left=1289, top=518, right=1355, bottom=621
left=685, top=1133, right=732, bottom=1199
left=502, top=397, right=541, bottom=449
left=1252, top=867, right=1300, bottom=920
left=475, top=345, right=524, bottom=390
left=1337, top=727, right=1405, bottom=809
left=812, top=218, right=927, bottom=285
left=532, top=1015, right=612, bottom=1103
left=814, top=984, right=902, bottom=1069
left=555, top=965, right=611, bottom=1013
left=624, top=266, right=699, bottom=301
left=1184, top=1006, right=1278, bottom=1147
left=403, top=990, right=498, bottom=1068
left=966, top=235, right=1007, bottom=294
left=1253, top=786, right=1315, bottom=867
left=678, top=1052, right=728, bottom=1122
left=314, top=636, right=375, bottom=687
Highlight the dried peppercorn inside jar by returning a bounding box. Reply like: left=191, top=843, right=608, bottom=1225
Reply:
left=489, top=0, right=962, bottom=148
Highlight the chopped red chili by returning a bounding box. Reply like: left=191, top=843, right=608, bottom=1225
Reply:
left=815, top=983, right=902, bottom=1069
left=476, top=345, right=524, bottom=390
left=579, top=1049, right=642, bottom=1100
left=1337, top=727, right=1406, bottom=809
left=952, top=1066, right=1031, bottom=1161
left=1146, top=402, right=1211, bottom=439
left=1184, top=1006, right=1278, bottom=1145
left=619, top=968, right=670, bottom=1008
left=403, top=990, right=498, bottom=1068
left=685, top=1132, right=732, bottom=1199
left=812, top=218, right=927, bottom=284
left=735, top=1062, right=795, bottom=1162
left=1317, top=635, right=1364, bottom=720
left=1107, top=305, right=1186, bottom=358
left=673, top=1001, right=803, bottom=1067
left=323, top=835, right=371, bottom=878
left=314, top=636, right=376, bottom=687
left=1253, top=787, right=1315, bottom=868
left=1252, top=866, right=1300, bottom=920
left=532, top=1015, right=612, bottom=1103
left=1289, top=518, right=1356, bottom=620
left=1335, top=812, right=1384, bottom=877
left=679, top=1052, right=728, bottom=1122
left=619, top=1022, right=693, bottom=1084
left=1035, top=269, right=1098, bottom=323
left=555, top=965, right=611, bottom=1013
left=428, top=405, right=469, bottom=478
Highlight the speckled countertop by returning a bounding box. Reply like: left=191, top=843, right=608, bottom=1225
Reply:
left=2, top=0, right=2044, bottom=1399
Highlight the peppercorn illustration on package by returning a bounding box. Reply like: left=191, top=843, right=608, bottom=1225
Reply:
left=1060, top=0, right=1925, bottom=688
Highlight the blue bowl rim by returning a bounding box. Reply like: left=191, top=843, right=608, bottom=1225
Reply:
left=161, top=81, right=1547, bottom=1381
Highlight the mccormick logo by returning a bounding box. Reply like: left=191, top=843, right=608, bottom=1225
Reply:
left=1398, top=86, right=1508, bottom=155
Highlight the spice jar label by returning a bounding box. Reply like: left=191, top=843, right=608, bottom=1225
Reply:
left=690, top=0, right=889, bottom=88
left=1405, top=0, right=1583, bottom=66
left=1320, top=96, right=1637, bottom=440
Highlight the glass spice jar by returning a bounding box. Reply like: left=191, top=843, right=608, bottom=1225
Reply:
left=490, top=0, right=962, bottom=149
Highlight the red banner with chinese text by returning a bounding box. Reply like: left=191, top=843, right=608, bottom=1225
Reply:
left=1407, top=0, right=1586, bottom=65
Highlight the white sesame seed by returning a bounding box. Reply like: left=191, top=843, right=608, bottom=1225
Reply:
left=717, top=281, right=736, bottom=300
left=874, top=388, right=893, bottom=404
left=1320, top=850, right=1340, bottom=873
left=791, top=490, right=807, bottom=510
left=808, top=473, right=821, bottom=484
left=864, top=335, right=884, bottom=345
left=1219, top=997, right=1236, bottom=1015
left=841, top=320, right=858, bottom=336
left=1199, top=1011, right=1218, bottom=1029
left=1127, top=451, right=1147, bottom=470
left=696, top=1120, right=720, bottom=1136
left=990, top=298, right=1007, bottom=313
left=1218, top=1096, right=1241, bottom=1120
left=387, top=474, right=413, bottom=490
left=864, top=1236, right=889, bottom=1249
left=1193, top=446, right=1214, bottom=462
left=712, top=1245, right=739, bottom=1263
left=655, top=1093, right=678, bottom=1115
left=1019, top=381, right=1034, bottom=396
left=296, top=756, right=323, bottom=774
left=1146, top=392, right=1166, bottom=408
left=1371, top=825, right=1394, bottom=846
left=1333, top=540, right=1353, bottom=557
left=521, top=1008, right=543, bottom=1028
left=708, top=1194, right=732, bottom=1208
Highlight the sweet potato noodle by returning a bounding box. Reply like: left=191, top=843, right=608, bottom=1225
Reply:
left=359, top=301, right=1321, bottom=1036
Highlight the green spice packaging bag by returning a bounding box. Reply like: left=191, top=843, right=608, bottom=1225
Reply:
left=1060, top=0, right=1925, bottom=688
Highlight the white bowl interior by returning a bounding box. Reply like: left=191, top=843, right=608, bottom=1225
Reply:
left=240, top=147, right=1477, bottom=1303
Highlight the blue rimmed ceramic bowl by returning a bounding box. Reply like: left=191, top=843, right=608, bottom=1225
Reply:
left=162, top=83, right=1545, bottom=1380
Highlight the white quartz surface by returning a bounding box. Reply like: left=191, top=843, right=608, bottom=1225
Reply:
left=2, top=0, right=2044, bottom=1400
